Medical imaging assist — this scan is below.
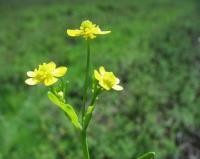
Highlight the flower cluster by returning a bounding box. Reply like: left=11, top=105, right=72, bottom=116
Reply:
left=25, top=20, right=123, bottom=159
left=25, top=19, right=155, bottom=159
left=26, top=21, right=122, bottom=91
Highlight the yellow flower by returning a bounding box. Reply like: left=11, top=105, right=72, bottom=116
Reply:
left=67, top=20, right=111, bottom=39
left=25, top=62, right=67, bottom=86
left=94, top=66, right=123, bottom=91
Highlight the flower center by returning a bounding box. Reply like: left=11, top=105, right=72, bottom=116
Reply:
left=102, top=73, right=116, bottom=88
left=35, top=65, right=53, bottom=81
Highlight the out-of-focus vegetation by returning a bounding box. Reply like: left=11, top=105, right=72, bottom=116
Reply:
left=0, top=0, right=200, bottom=158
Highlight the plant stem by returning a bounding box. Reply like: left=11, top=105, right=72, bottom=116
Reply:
left=82, top=40, right=90, bottom=124
left=81, top=40, right=92, bottom=159
left=81, top=130, right=90, bottom=159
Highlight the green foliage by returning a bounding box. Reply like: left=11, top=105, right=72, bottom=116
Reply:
left=83, top=105, right=95, bottom=130
left=0, top=0, right=200, bottom=159
left=138, top=152, right=155, bottom=159
left=47, top=91, right=81, bottom=130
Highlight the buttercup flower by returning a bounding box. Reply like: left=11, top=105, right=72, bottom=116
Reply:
left=67, top=20, right=111, bottom=39
left=94, top=66, right=123, bottom=91
left=25, top=62, right=67, bottom=86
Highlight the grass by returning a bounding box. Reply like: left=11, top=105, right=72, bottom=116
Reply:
left=0, top=0, right=200, bottom=159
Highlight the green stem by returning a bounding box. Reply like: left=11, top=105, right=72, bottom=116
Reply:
left=82, top=40, right=90, bottom=124
left=81, top=130, right=90, bottom=159
left=90, top=88, right=102, bottom=106
left=83, top=86, right=102, bottom=130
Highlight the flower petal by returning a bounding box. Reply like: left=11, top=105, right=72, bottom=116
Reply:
left=47, top=62, right=56, bottom=70
left=94, top=70, right=101, bottom=81
left=98, top=31, right=111, bottom=35
left=99, top=66, right=105, bottom=75
left=25, top=78, right=39, bottom=85
left=44, top=77, right=58, bottom=86
left=67, top=29, right=82, bottom=37
left=96, top=30, right=111, bottom=35
left=93, top=26, right=111, bottom=35
left=112, top=84, right=123, bottom=91
left=27, top=71, right=36, bottom=77
left=99, top=81, right=110, bottom=90
left=53, top=67, right=67, bottom=77
left=116, top=78, right=120, bottom=84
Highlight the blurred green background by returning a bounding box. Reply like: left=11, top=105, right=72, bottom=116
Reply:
left=0, top=0, right=200, bottom=158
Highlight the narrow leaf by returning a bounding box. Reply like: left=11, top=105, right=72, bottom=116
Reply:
left=138, top=152, right=155, bottom=159
left=48, top=91, right=81, bottom=130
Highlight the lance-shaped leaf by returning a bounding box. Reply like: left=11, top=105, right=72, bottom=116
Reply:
left=48, top=91, right=82, bottom=130
left=137, top=152, right=155, bottom=159
left=83, top=105, right=95, bottom=130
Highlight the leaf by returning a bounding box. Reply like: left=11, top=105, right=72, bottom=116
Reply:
left=83, top=105, right=95, bottom=130
left=137, top=152, right=155, bottom=159
left=48, top=91, right=82, bottom=130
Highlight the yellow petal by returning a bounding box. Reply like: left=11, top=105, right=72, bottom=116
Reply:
left=27, top=71, right=36, bottom=77
left=38, top=63, right=45, bottom=70
left=116, top=78, right=120, bottom=84
left=25, top=78, right=39, bottom=85
left=94, top=70, right=101, bottom=81
left=99, top=66, right=105, bottom=75
left=96, top=30, right=111, bottom=35
left=47, top=62, right=56, bottom=70
left=53, top=67, right=67, bottom=77
left=44, top=77, right=58, bottom=86
left=67, top=29, right=82, bottom=37
left=99, top=30, right=111, bottom=34
left=112, top=84, right=123, bottom=91
left=99, top=82, right=111, bottom=90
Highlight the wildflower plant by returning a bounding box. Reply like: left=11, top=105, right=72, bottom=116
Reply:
left=25, top=20, right=155, bottom=159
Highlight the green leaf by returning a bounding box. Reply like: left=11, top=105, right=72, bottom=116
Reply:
left=83, top=105, right=95, bottom=130
left=137, top=152, right=155, bottom=159
left=48, top=91, right=82, bottom=130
